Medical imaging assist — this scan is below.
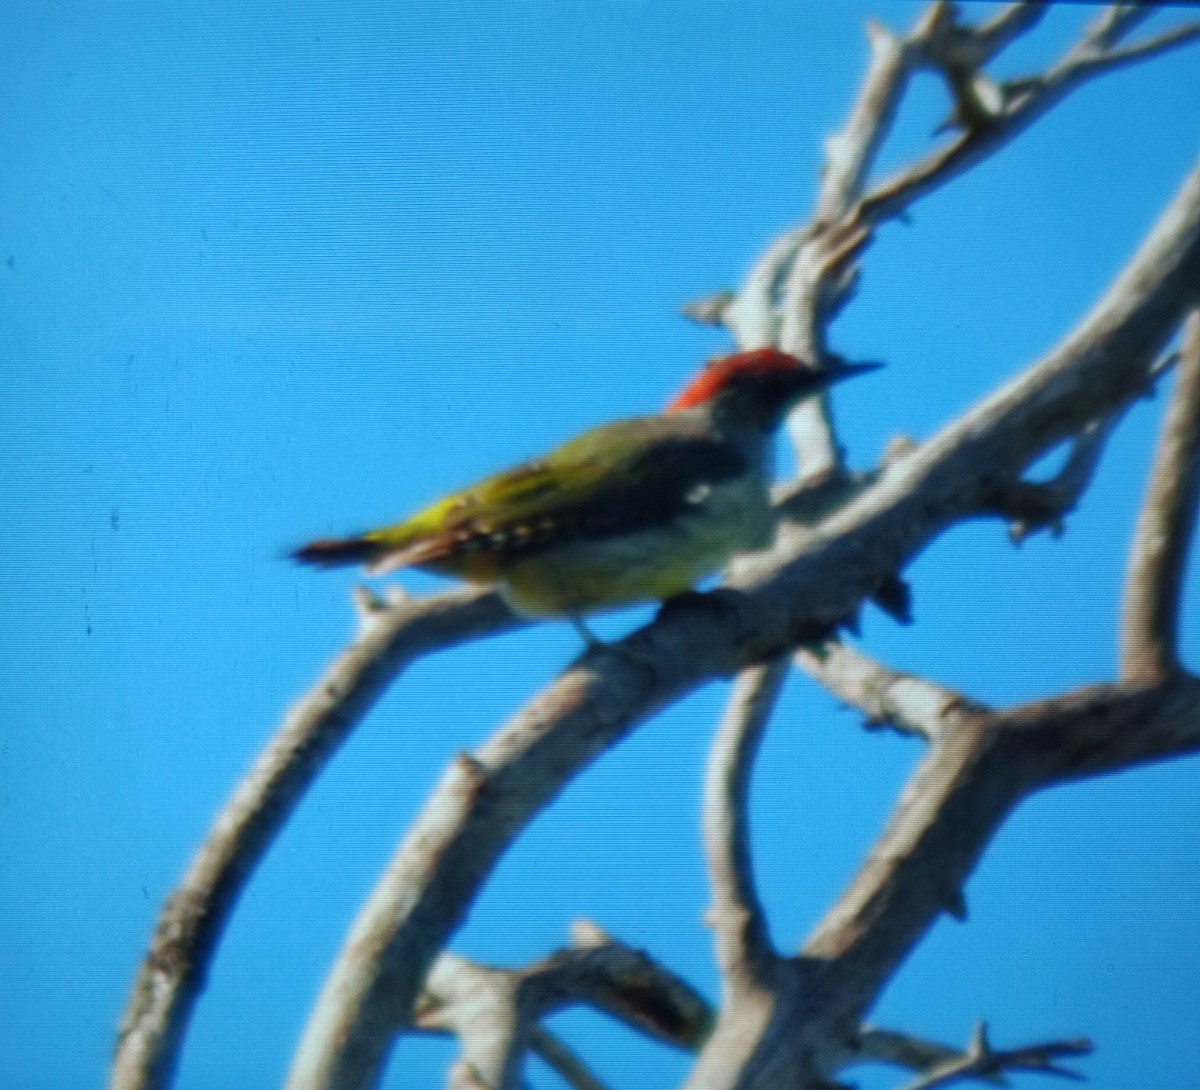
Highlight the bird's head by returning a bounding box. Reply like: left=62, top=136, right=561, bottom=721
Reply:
left=667, top=347, right=880, bottom=432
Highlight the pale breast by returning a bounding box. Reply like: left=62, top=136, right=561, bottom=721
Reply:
left=499, top=471, right=775, bottom=617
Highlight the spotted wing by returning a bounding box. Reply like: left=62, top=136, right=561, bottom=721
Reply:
left=362, top=416, right=748, bottom=575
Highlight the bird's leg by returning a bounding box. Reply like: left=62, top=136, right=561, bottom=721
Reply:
left=655, top=587, right=741, bottom=626
left=568, top=613, right=605, bottom=650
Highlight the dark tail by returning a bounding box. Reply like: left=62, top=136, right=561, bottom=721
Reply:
left=290, top=536, right=379, bottom=568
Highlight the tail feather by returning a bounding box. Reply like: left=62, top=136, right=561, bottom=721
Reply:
left=291, top=536, right=379, bottom=568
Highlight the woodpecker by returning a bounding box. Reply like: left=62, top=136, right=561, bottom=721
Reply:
left=293, top=348, right=878, bottom=633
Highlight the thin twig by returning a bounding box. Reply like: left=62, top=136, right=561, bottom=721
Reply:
left=780, top=13, right=917, bottom=478
left=852, top=1026, right=1004, bottom=1085
left=896, top=1021, right=1091, bottom=1090
left=969, top=3, right=1045, bottom=66
left=1122, top=310, right=1200, bottom=681
left=861, top=13, right=1200, bottom=227
left=414, top=928, right=712, bottom=1089
left=1078, top=4, right=1155, bottom=56
left=1072, top=23, right=1200, bottom=81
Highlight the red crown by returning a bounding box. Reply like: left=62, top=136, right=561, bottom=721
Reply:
left=667, top=348, right=806, bottom=411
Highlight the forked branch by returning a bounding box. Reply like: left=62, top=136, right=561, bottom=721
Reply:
left=894, top=1021, right=1091, bottom=1090
left=109, top=6, right=1200, bottom=1090
left=413, top=924, right=713, bottom=1090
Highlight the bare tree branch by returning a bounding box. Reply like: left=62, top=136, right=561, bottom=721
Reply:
left=412, top=926, right=712, bottom=1090
left=780, top=12, right=916, bottom=477
left=967, top=3, right=1045, bottom=66
left=419, top=955, right=526, bottom=1090
left=1076, top=22, right=1200, bottom=77
left=987, top=411, right=1124, bottom=544
left=853, top=1025, right=1004, bottom=1086
left=1122, top=310, right=1200, bottom=682
left=110, top=587, right=520, bottom=1090
left=532, top=920, right=714, bottom=1050
left=703, top=658, right=788, bottom=990
left=804, top=675, right=1200, bottom=1029
left=527, top=1028, right=611, bottom=1090
left=284, top=160, right=1200, bottom=1090
left=895, top=1021, right=1092, bottom=1090
left=111, top=7, right=1200, bottom=1089
left=860, top=12, right=1200, bottom=227
left=815, top=16, right=913, bottom=226
left=794, top=643, right=983, bottom=743
left=1078, top=4, right=1154, bottom=55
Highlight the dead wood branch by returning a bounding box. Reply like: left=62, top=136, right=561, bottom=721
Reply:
left=110, top=7, right=1200, bottom=1090
left=703, top=659, right=789, bottom=990
left=412, top=925, right=712, bottom=1090
left=794, top=643, right=983, bottom=743
left=1122, top=310, right=1200, bottom=682
left=287, top=158, right=1200, bottom=1090
left=892, top=1021, right=1091, bottom=1090
left=110, top=587, right=520, bottom=1090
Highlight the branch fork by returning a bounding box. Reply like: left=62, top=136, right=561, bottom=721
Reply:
left=109, top=7, right=1200, bottom=1090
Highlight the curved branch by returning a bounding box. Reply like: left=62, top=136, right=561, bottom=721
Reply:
left=110, top=587, right=520, bottom=1090
left=414, top=925, right=712, bottom=1090
left=987, top=409, right=1124, bottom=544
left=1122, top=310, right=1200, bottom=681
left=286, top=158, right=1200, bottom=1090
left=860, top=14, right=1200, bottom=227
left=527, top=920, right=713, bottom=1050
left=805, top=675, right=1200, bottom=1026
left=703, top=658, right=789, bottom=990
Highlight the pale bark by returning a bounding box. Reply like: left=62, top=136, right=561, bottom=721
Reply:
left=110, top=6, right=1200, bottom=1090
left=111, top=588, right=520, bottom=1090
left=289, top=155, right=1200, bottom=1090
left=1122, top=310, right=1200, bottom=682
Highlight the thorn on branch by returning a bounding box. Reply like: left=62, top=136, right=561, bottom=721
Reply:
left=989, top=412, right=1123, bottom=544
left=569, top=919, right=611, bottom=949
left=871, top=573, right=913, bottom=625
left=680, top=290, right=737, bottom=327
left=943, top=885, right=968, bottom=922
left=384, top=583, right=412, bottom=607
left=897, top=1020, right=1093, bottom=1090
left=352, top=583, right=387, bottom=625
left=883, top=434, right=920, bottom=469
left=454, top=751, right=490, bottom=784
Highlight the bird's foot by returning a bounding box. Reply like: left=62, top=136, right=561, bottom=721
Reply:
left=566, top=614, right=666, bottom=680
left=656, top=588, right=741, bottom=627
left=567, top=613, right=604, bottom=650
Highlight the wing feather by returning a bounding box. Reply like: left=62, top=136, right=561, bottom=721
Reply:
left=363, top=416, right=747, bottom=573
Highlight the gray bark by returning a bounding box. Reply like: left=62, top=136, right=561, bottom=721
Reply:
left=110, top=6, right=1200, bottom=1090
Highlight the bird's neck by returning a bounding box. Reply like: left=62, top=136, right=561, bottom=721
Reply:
left=690, top=405, right=775, bottom=475
left=706, top=387, right=797, bottom=436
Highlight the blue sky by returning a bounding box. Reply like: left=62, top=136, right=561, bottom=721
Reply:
left=2, top=2, right=1198, bottom=1088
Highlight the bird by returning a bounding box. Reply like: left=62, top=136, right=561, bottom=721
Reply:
left=292, top=348, right=878, bottom=640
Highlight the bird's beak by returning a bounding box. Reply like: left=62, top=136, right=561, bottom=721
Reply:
left=812, top=356, right=884, bottom=387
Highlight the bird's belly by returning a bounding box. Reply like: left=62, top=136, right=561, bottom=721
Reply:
left=500, top=480, right=774, bottom=618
